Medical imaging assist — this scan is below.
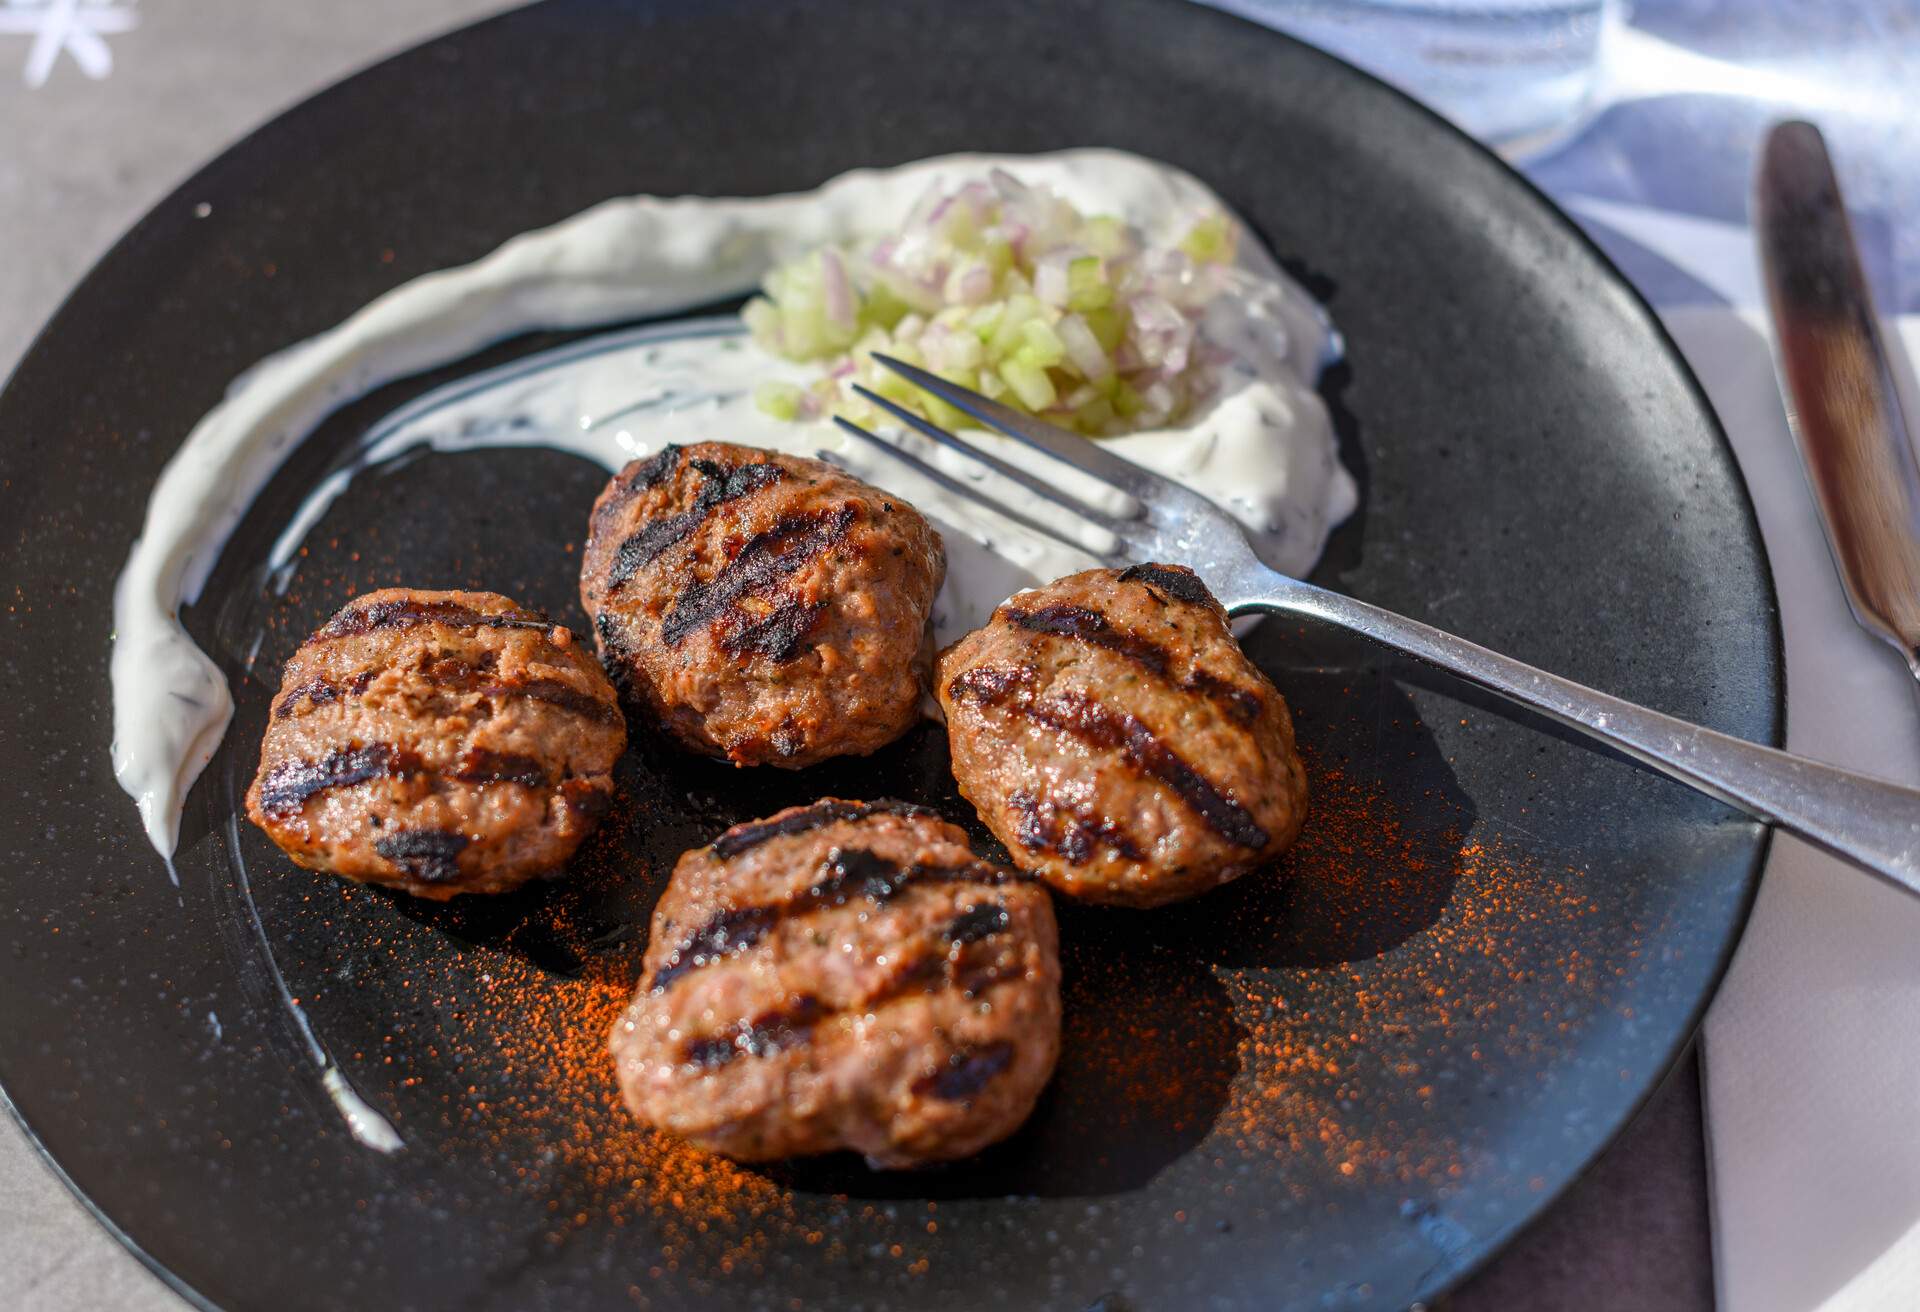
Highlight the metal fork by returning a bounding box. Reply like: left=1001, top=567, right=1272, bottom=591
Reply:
left=836, top=353, right=1920, bottom=902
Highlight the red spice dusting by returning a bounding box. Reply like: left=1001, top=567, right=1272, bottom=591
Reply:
left=1199, top=748, right=1611, bottom=1196
left=262, top=678, right=1623, bottom=1286
left=429, top=942, right=795, bottom=1269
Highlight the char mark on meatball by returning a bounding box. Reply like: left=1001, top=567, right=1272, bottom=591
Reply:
left=257, top=740, right=557, bottom=819
left=660, top=504, right=858, bottom=652
left=684, top=995, right=827, bottom=1069
left=944, top=900, right=1011, bottom=944
left=1007, top=789, right=1146, bottom=865
left=913, top=1041, right=1016, bottom=1101
left=621, top=443, right=684, bottom=493
left=449, top=747, right=550, bottom=789
left=937, top=565, right=1307, bottom=907
left=373, top=829, right=470, bottom=884
left=274, top=662, right=619, bottom=727
left=710, top=798, right=939, bottom=858
left=418, top=652, right=625, bottom=725
left=719, top=596, right=828, bottom=662
left=254, top=742, right=420, bottom=818
left=305, top=596, right=555, bottom=645
left=949, top=669, right=1269, bottom=851
left=675, top=928, right=1020, bottom=1072
left=1003, top=602, right=1262, bottom=724
left=482, top=676, right=625, bottom=724
left=647, top=843, right=1023, bottom=992
left=584, top=444, right=685, bottom=540
left=646, top=904, right=783, bottom=993
left=1117, top=561, right=1215, bottom=606
left=273, top=670, right=376, bottom=719
left=607, top=456, right=788, bottom=589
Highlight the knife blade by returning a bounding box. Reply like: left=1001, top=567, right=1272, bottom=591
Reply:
left=1755, top=120, right=1920, bottom=680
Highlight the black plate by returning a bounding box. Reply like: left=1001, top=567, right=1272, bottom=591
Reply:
left=0, top=1, right=1778, bottom=1308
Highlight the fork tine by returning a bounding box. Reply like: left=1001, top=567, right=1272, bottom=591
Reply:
left=849, top=384, right=1134, bottom=533
left=871, top=353, right=1154, bottom=503
left=829, top=416, right=1127, bottom=563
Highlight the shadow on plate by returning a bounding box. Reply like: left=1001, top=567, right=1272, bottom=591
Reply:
left=1173, top=620, right=1479, bottom=971
left=763, top=625, right=1475, bottom=1201
left=761, top=936, right=1243, bottom=1200
left=377, top=613, right=1474, bottom=1203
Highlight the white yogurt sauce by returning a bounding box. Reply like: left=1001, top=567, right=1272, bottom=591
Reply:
left=111, top=150, right=1356, bottom=858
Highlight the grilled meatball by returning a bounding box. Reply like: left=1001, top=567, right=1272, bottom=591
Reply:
left=580, top=442, right=943, bottom=769
left=936, top=564, right=1307, bottom=908
left=610, top=799, right=1060, bottom=1167
left=245, top=589, right=625, bottom=899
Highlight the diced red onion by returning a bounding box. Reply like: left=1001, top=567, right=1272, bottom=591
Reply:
left=820, top=249, right=854, bottom=333
left=1034, top=252, right=1072, bottom=307
left=1056, top=314, right=1112, bottom=381
left=865, top=259, right=942, bottom=314
left=947, top=262, right=995, bottom=305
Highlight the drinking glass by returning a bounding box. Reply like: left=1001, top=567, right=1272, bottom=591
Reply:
left=1222, top=0, right=1627, bottom=156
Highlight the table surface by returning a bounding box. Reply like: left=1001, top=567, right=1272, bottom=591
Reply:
left=7, top=0, right=1906, bottom=1307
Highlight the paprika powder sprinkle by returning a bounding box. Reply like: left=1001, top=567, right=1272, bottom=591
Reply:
left=259, top=653, right=1623, bottom=1290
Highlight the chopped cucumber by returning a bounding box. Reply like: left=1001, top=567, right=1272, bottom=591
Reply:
left=1065, top=256, right=1113, bottom=312
left=1018, top=319, right=1067, bottom=369
left=1180, top=212, right=1236, bottom=264
left=753, top=380, right=805, bottom=421
left=746, top=176, right=1234, bottom=434
left=999, top=357, right=1057, bottom=411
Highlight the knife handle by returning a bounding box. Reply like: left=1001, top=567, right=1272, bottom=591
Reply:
left=1758, top=120, right=1920, bottom=677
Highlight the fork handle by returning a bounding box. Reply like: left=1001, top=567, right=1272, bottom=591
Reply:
left=1237, top=574, right=1920, bottom=901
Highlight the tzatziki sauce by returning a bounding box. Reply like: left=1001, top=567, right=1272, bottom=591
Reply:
left=110, top=150, right=1356, bottom=858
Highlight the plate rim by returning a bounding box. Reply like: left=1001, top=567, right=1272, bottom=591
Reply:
left=0, top=0, right=1782, bottom=1305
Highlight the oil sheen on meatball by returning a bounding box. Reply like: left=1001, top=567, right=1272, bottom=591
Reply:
left=936, top=563, right=1307, bottom=908
left=580, top=443, right=944, bottom=768
left=245, top=589, right=625, bottom=899
left=610, top=799, right=1060, bottom=1167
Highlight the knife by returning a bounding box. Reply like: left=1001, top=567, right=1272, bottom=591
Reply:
left=1756, top=120, right=1920, bottom=680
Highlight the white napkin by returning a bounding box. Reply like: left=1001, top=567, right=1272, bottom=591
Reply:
left=1571, top=197, right=1920, bottom=1312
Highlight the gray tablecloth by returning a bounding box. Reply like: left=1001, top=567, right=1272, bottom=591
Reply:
left=0, top=2, right=1719, bottom=1307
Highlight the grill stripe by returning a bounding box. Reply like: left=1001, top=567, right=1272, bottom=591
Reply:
left=647, top=905, right=782, bottom=993
left=255, top=743, right=421, bottom=817
left=1004, top=603, right=1262, bottom=725
left=256, top=742, right=561, bottom=820
left=272, top=670, right=376, bottom=720
left=373, top=829, right=469, bottom=884
left=272, top=666, right=616, bottom=725
left=480, top=678, right=621, bottom=725
left=719, top=596, right=827, bottom=662
left=685, top=995, right=826, bottom=1068
left=678, top=930, right=1021, bottom=1071
left=607, top=458, right=786, bottom=589
left=661, top=505, right=856, bottom=646
left=912, top=1041, right=1016, bottom=1101
left=949, top=671, right=1270, bottom=851
left=449, top=748, right=549, bottom=789
left=623, top=444, right=683, bottom=494
left=427, top=654, right=618, bottom=724
left=711, top=799, right=938, bottom=858
left=589, top=446, right=680, bottom=556
left=944, top=900, right=1011, bottom=944
left=1118, top=562, right=1215, bottom=607
left=1007, top=789, right=1145, bottom=865
left=306, top=598, right=557, bottom=645
left=648, top=843, right=1020, bottom=992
